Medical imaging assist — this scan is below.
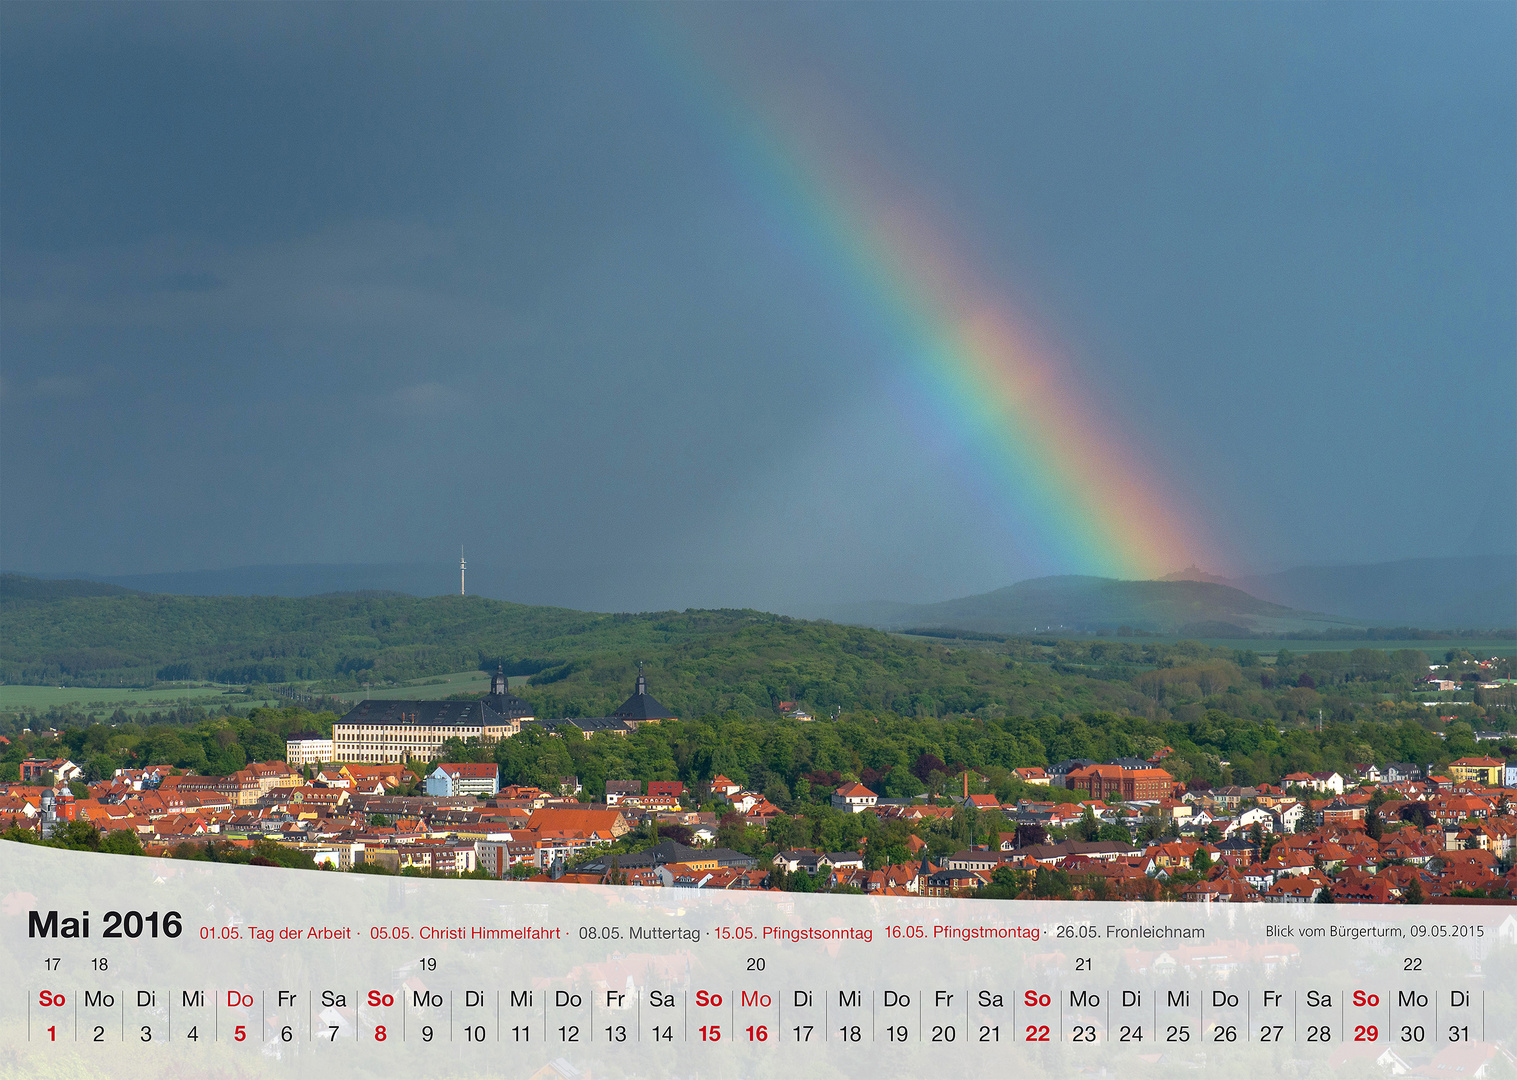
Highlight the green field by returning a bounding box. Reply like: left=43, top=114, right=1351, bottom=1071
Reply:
left=0, top=668, right=528, bottom=715
left=0, top=683, right=282, bottom=714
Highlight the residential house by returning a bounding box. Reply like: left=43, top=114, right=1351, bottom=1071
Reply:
left=773, top=849, right=825, bottom=874
left=709, top=775, right=742, bottom=800
left=425, top=763, right=501, bottom=798
left=727, top=791, right=763, bottom=815
left=1308, top=772, right=1347, bottom=795
left=1263, top=874, right=1326, bottom=903
left=1235, top=806, right=1277, bottom=833
left=20, top=758, right=81, bottom=785
left=831, top=782, right=878, bottom=814
left=1321, top=799, right=1366, bottom=825
left=822, top=851, right=865, bottom=871
left=1209, top=785, right=1258, bottom=810
left=1272, top=802, right=1306, bottom=834
left=1148, top=841, right=1203, bottom=873
left=1216, top=834, right=1259, bottom=866
left=742, top=798, right=784, bottom=825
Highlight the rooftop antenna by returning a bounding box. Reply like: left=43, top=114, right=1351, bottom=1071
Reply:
left=460, top=546, right=467, bottom=596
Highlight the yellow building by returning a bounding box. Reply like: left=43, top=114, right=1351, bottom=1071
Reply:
left=1447, top=756, right=1504, bottom=787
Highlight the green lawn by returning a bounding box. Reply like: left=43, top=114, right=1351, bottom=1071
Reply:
left=0, top=668, right=525, bottom=715
left=0, top=683, right=282, bottom=714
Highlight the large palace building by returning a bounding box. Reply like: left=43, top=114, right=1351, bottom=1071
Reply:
left=332, top=668, right=677, bottom=764
left=332, top=667, right=534, bottom=764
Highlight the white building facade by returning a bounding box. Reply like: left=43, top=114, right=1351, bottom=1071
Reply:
left=285, top=736, right=334, bottom=766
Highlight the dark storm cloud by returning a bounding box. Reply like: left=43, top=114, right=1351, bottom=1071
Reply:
left=2, top=2, right=1511, bottom=611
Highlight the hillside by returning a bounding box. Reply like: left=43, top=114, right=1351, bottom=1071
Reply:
left=824, top=576, right=1362, bottom=636
left=0, top=576, right=1133, bottom=720
left=5, top=573, right=1508, bottom=788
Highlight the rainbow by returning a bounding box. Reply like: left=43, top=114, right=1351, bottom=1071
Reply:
left=650, top=19, right=1219, bottom=580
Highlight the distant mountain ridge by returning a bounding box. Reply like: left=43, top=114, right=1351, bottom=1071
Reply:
left=823, top=575, right=1362, bottom=637
left=11, top=549, right=1513, bottom=633
left=1229, top=554, right=1515, bottom=629
left=822, top=552, right=1515, bottom=636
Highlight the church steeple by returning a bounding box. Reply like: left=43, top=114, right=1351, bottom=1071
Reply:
left=491, top=664, right=508, bottom=696
left=614, top=666, right=675, bottom=723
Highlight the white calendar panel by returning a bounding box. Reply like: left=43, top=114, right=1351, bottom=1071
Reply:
left=3, top=844, right=1512, bottom=1078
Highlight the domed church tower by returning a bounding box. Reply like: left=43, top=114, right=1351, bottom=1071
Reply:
left=485, top=664, right=533, bottom=720
left=613, top=669, right=676, bottom=727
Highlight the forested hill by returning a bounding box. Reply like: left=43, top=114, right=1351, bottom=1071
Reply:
left=0, top=576, right=1136, bottom=719
left=4, top=576, right=1504, bottom=749
left=2, top=575, right=597, bottom=686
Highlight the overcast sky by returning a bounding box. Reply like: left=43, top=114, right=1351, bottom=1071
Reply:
left=2, top=2, right=1512, bottom=613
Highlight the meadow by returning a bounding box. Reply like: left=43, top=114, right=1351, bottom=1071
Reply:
left=0, top=684, right=282, bottom=714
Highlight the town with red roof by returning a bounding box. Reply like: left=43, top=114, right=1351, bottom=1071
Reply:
left=5, top=741, right=1514, bottom=902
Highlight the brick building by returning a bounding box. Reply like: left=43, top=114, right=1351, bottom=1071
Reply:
left=1066, top=764, right=1175, bottom=801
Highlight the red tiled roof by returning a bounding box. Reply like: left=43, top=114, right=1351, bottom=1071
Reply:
left=438, top=763, right=499, bottom=779
left=834, top=782, right=876, bottom=798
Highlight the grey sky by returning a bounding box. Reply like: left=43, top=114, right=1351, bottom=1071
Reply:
left=2, top=2, right=1512, bottom=613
